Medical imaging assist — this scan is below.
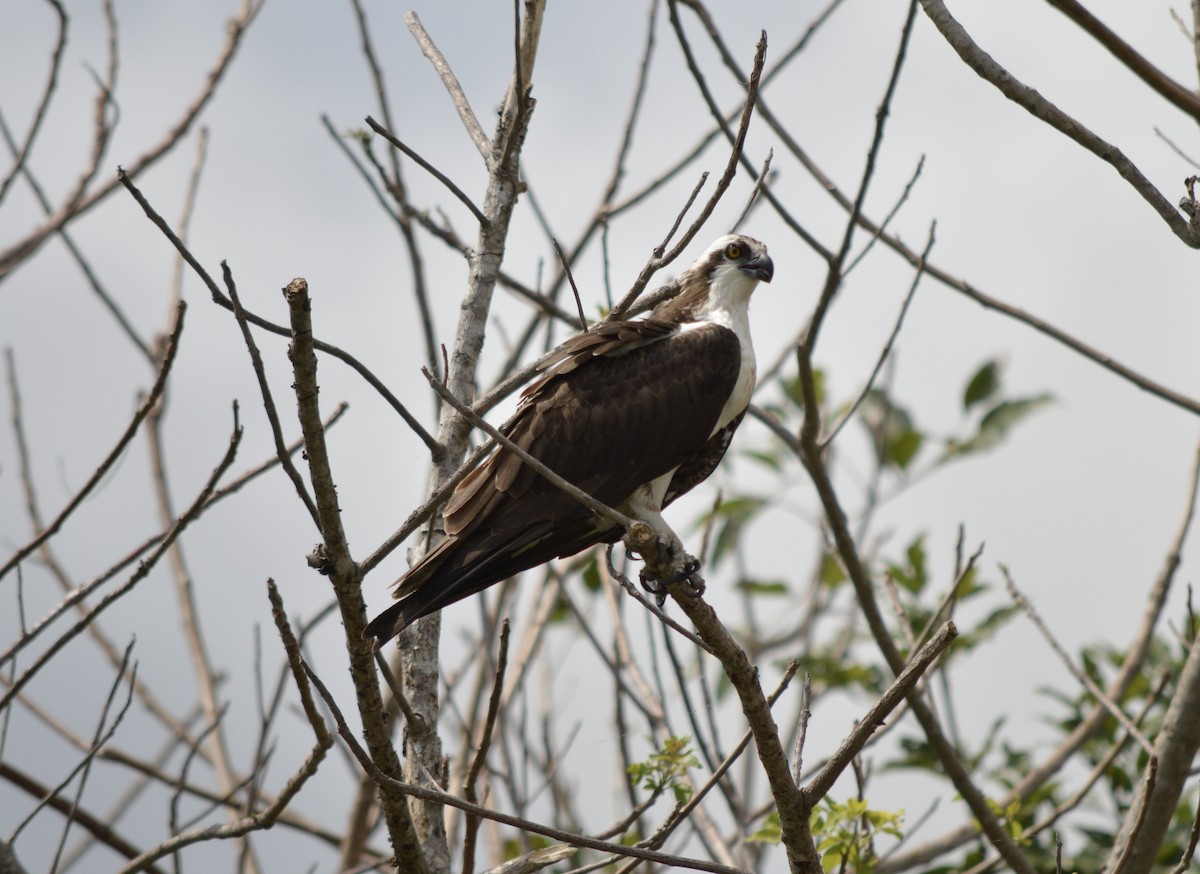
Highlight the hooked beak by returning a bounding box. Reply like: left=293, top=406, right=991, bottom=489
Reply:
left=741, top=253, right=774, bottom=284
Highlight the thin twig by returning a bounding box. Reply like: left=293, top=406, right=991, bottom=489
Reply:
left=0, top=405, right=241, bottom=714
left=0, top=403, right=347, bottom=676
left=0, top=304, right=183, bottom=590
left=1169, top=791, right=1200, bottom=874
left=224, top=263, right=320, bottom=527
left=731, top=150, right=772, bottom=233
left=366, top=116, right=486, bottom=226
left=790, top=673, right=812, bottom=787
left=803, top=0, right=919, bottom=358
left=918, top=0, right=1200, bottom=247
left=1003, top=567, right=1154, bottom=755
left=37, top=642, right=138, bottom=871
left=821, top=220, right=934, bottom=448
left=462, top=621, right=511, bottom=874
left=116, top=167, right=443, bottom=459
left=0, top=114, right=154, bottom=362
left=0, top=0, right=67, bottom=204
left=303, top=661, right=747, bottom=874
left=144, top=324, right=253, bottom=868
left=610, top=29, right=768, bottom=318
left=805, top=622, right=958, bottom=802
left=404, top=11, right=492, bottom=161
left=0, top=0, right=264, bottom=277
left=551, top=238, right=588, bottom=332
left=0, top=762, right=162, bottom=874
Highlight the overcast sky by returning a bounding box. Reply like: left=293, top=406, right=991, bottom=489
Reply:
left=3, top=1, right=1199, bottom=869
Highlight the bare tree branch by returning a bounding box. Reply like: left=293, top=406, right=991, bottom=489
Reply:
left=305, top=660, right=748, bottom=874
left=282, top=277, right=429, bottom=872
left=0, top=0, right=264, bottom=278
left=0, top=302, right=185, bottom=584
left=918, top=0, right=1200, bottom=247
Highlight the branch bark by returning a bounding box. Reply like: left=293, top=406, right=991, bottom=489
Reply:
left=629, top=531, right=821, bottom=874
left=390, top=6, right=546, bottom=873
left=1106, top=635, right=1200, bottom=873
left=283, top=278, right=428, bottom=873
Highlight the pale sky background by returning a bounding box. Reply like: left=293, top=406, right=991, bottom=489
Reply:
left=2, top=0, right=1200, bottom=870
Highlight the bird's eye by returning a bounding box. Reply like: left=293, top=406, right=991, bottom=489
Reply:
left=724, top=243, right=742, bottom=260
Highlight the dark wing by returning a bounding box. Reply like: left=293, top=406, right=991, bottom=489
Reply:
left=365, top=319, right=741, bottom=645
left=662, top=409, right=746, bottom=508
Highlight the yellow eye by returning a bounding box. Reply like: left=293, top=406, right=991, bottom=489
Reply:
left=725, top=243, right=742, bottom=260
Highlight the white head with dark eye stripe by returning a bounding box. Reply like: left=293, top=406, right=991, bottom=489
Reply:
left=698, top=234, right=774, bottom=314
left=653, top=234, right=774, bottom=325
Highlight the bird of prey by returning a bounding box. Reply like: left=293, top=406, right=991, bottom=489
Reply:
left=366, top=234, right=774, bottom=647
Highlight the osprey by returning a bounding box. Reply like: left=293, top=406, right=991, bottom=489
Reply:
left=367, top=234, right=773, bottom=647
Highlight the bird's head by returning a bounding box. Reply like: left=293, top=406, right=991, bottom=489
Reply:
left=691, top=234, right=773, bottom=316
left=650, top=234, right=773, bottom=324
left=701, top=234, right=774, bottom=287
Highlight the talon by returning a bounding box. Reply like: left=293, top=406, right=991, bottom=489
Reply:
left=657, top=555, right=696, bottom=585
left=638, top=555, right=705, bottom=605
left=680, top=570, right=706, bottom=599
left=639, top=567, right=668, bottom=607
left=673, top=557, right=706, bottom=598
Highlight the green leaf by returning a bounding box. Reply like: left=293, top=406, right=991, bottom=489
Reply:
left=860, top=389, right=925, bottom=470
left=887, top=427, right=924, bottom=470
left=709, top=496, right=768, bottom=565
left=944, top=394, right=1053, bottom=461
left=809, top=796, right=905, bottom=871
left=736, top=578, right=790, bottom=596
left=783, top=368, right=826, bottom=410
left=741, top=447, right=786, bottom=472
left=887, top=535, right=929, bottom=594
left=502, top=834, right=553, bottom=860
left=800, top=651, right=884, bottom=692
left=819, top=552, right=847, bottom=588
left=979, top=394, right=1053, bottom=435
left=548, top=593, right=572, bottom=624
left=746, top=811, right=782, bottom=844
left=955, top=604, right=1020, bottom=651
left=580, top=553, right=601, bottom=592
left=627, top=736, right=699, bottom=799
left=964, top=359, right=1002, bottom=411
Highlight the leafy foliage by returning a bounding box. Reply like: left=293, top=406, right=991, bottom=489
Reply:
left=751, top=798, right=904, bottom=873
left=859, top=389, right=924, bottom=471
left=627, top=736, right=701, bottom=805
left=708, top=496, right=769, bottom=565
left=943, top=359, right=1053, bottom=463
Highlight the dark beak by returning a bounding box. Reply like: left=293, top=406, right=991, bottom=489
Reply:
left=741, top=253, right=774, bottom=284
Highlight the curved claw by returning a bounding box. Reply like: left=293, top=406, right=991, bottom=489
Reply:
left=638, top=567, right=669, bottom=607
left=639, top=555, right=704, bottom=606
left=677, top=558, right=705, bottom=598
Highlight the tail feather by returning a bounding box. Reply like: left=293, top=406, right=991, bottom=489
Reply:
left=364, top=517, right=618, bottom=648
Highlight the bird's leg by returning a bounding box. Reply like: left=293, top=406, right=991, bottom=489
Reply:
left=636, top=546, right=705, bottom=606
left=621, top=488, right=706, bottom=606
